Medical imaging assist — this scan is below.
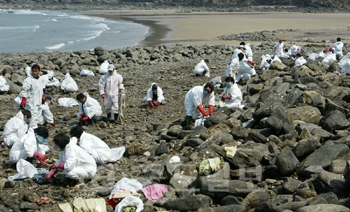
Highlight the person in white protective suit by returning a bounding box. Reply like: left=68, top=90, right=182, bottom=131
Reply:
left=99, top=60, right=109, bottom=74
left=288, top=45, right=302, bottom=58
left=225, top=56, right=239, bottom=77
left=242, top=42, right=253, bottom=61
left=69, top=126, right=112, bottom=164
left=2, top=110, right=31, bottom=148
left=76, top=92, right=102, bottom=126
left=60, top=73, right=79, bottom=93
left=38, top=96, right=56, bottom=127
left=274, top=39, right=285, bottom=57
left=333, top=37, right=344, bottom=60
left=221, top=77, right=242, bottom=108
left=193, top=59, right=210, bottom=77
left=260, top=54, right=272, bottom=71
left=99, top=64, right=124, bottom=124
left=144, top=83, right=164, bottom=107
left=295, top=53, right=307, bottom=67
left=9, top=126, right=49, bottom=165
left=183, top=83, right=215, bottom=129
left=20, top=64, right=45, bottom=129
left=236, top=53, right=257, bottom=83
left=41, top=71, right=60, bottom=94
left=308, top=49, right=328, bottom=61
left=45, top=133, right=97, bottom=180
left=322, top=48, right=337, bottom=64
left=231, top=45, right=246, bottom=60
left=0, top=75, right=9, bottom=94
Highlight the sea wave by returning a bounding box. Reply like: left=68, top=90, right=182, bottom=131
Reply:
left=12, top=10, right=44, bottom=15
left=32, top=25, right=40, bottom=31
left=45, top=43, right=65, bottom=50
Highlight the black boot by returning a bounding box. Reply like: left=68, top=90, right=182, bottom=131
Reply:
left=107, top=113, right=111, bottom=123
left=114, top=113, right=119, bottom=124
left=183, top=116, right=192, bottom=130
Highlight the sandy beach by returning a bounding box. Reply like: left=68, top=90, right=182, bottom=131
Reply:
left=87, top=10, right=350, bottom=47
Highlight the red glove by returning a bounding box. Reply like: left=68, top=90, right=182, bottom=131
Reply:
left=100, top=94, right=105, bottom=101
left=33, top=151, right=48, bottom=165
left=197, top=105, right=207, bottom=116
left=45, top=168, right=57, bottom=179
left=248, top=60, right=255, bottom=65
left=42, top=94, right=45, bottom=104
left=79, top=114, right=84, bottom=120
left=155, top=102, right=161, bottom=107
left=51, top=122, right=56, bottom=127
left=208, top=105, right=214, bottom=115
left=20, top=97, right=27, bottom=109
left=222, top=95, right=231, bottom=99
left=82, top=115, right=90, bottom=121
left=53, top=162, right=65, bottom=170
left=149, top=100, right=154, bottom=107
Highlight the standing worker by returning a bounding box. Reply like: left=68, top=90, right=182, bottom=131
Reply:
left=274, top=39, right=285, bottom=57
left=99, top=64, right=124, bottom=124
left=333, top=37, right=344, bottom=60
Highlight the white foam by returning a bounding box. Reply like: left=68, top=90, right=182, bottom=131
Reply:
left=13, top=10, right=43, bottom=15
left=68, top=41, right=74, bottom=44
left=52, top=19, right=57, bottom=22
left=45, top=43, right=65, bottom=50
left=32, top=25, right=39, bottom=31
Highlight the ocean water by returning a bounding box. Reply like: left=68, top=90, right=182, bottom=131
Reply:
left=0, top=9, right=149, bottom=54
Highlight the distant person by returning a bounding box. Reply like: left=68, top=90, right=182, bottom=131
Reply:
left=41, top=71, right=60, bottom=94
left=225, top=56, right=239, bottom=77
left=0, top=75, right=9, bottom=94
left=231, top=44, right=246, bottom=60
left=144, top=83, right=164, bottom=107
left=322, top=48, right=336, bottom=64
left=295, top=53, right=307, bottom=67
left=20, top=64, right=45, bottom=129
left=2, top=110, right=31, bottom=148
left=9, top=126, right=49, bottom=165
left=333, top=37, right=344, bottom=60
left=45, top=133, right=97, bottom=180
left=98, top=64, right=124, bottom=124
left=193, top=59, right=210, bottom=77
left=236, top=53, right=256, bottom=83
left=274, top=39, right=285, bottom=57
left=260, top=54, right=272, bottom=71
left=242, top=42, right=253, bottom=61
left=220, top=77, right=242, bottom=108
left=288, top=45, right=302, bottom=58
left=183, top=83, right=215, bottom=129
left=38, top=96, right=56, bottom=127
left=308, top=49, right=328, bottom=61
left=76, top=92, right=102, bottom=126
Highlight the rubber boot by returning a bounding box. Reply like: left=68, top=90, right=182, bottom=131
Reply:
left=107, top=113, right=111, bottom=123
left=184, top=116, right=192, bottom=130
left=114, top=113, right=119, bottom=124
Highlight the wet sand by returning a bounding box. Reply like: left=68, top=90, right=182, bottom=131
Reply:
left=86, top=10, right=350, bottom=47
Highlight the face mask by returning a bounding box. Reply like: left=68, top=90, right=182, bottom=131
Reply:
left=226, top=82, right=232, bottom=87
left=203, top=91, right=209, bottom=96
left=36, top=134, right=48, bottom=145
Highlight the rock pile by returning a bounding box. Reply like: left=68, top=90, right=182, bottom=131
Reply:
left=0, top=40, right=350, bottom=211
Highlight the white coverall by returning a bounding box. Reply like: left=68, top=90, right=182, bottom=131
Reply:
left=340, top=59, right=350, bottom=74
left=231, top=49, right=245, bottom=60
left=288, top=45, right=301, bottom=56
left=322, top=52, right=336, bottom=64
left=244, top=44, right=253, bottom=61
left=144, top=83, right=165, bottom=103
left=99, top=60, right=109, bottom=74
left=308, top=51, right=326, bottom=61
left=61, top=73, right=79, bottom=92
left=98, top=71, right=123, bottom=114
left=260, top=55, right=272, bottom=71
left=184, top=85, right=215, bottom=118
left=41, top=71, right=60, bottom=89
left=38, top=103, right=54, bottom=125
left=78, top=131, right=112, bottom=164
left=21, top=74, right=45, bottom=129
left=333, top=41, right=344, bottom=57
left=222, top=83, right=242, bottom=108
left=225, top=58, right=239, bottom=77
left=77, top=92, right=102, bottom=119
left=236, top=58, right=256, bottom=82
left=295, top=56, right=307, bottom=67
left=9, top=128, right=48, bottom=162
left=3, top=111, right=29, bottom=147
left=56, top=137, right=97, bottom=180
left=0, top=76, right=9, bottom=92
left=193, top=60, right=210, bottom=76
left=274, top=42, right=284, bottom=57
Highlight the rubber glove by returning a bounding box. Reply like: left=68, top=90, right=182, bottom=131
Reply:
left=42, top=94, right=45, bottom=104
left=100, top=94, right=105, bottom=101
left=197, top=105, right=207, bottom=116
left=222, top=95, right=231, bottom=99
left=45, top=168, right=57, bottom=179
left=149, top=100, right=154, bottom=107
left=33, top=151, right=48, bottom=165
left=155, top=102, right=161, bottom=107
left=208, top=105, right=214, bottom=115
left=82, top=115, right=90, bottom=121
left=79, top=114, right=84, bottom=120
left=51, top=122, right=56, bottom=127
left=53, top=162, right=65, bottom=170
left=20, top=97, right=27, bottom=109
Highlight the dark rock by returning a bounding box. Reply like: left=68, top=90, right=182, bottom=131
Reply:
left=163, top=194, right=212, bottom=212
left=276, top=146, right=300, bottom=176
left=319, top=110, right=350, bottom=132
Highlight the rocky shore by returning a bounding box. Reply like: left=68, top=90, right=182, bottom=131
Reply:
left=1, top=33, right=350, bottom=212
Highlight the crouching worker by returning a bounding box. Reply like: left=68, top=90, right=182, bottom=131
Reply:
left=221, top=77, right=243, bottom=108
left=45, top=132, right=97, bottom=180
left=183, top=83, right=215, bottom=130
left=76, top=92, right=102, bottom=126
left=9, top=126, right=49, bottom=165
left=2, top=110, right=31, bottom=148
left=144, top=83, right=164, bottom=107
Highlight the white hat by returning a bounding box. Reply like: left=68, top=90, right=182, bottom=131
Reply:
left=239, top=45, right=246, bottom=50
left=107, top=64, right=115, bottom=71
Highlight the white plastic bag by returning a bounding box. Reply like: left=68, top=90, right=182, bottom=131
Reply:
left=99, top=61, right=109, bottom=74
left=8, top=159, right=38, bottom=180
left=109, top=147, right=125, bottom=162
left=194, top=117, right=205, bottom=128
left=58, top=98, right=79, bottom=107
left=109, top=178, right=143, bottom=199
left=114, top=196, right=144, bottom=212
left=80, top=69, right=95, bottom=76
left=210, top=76, right=222, bottom=84
left=61, top=73, right=79, bottom=92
